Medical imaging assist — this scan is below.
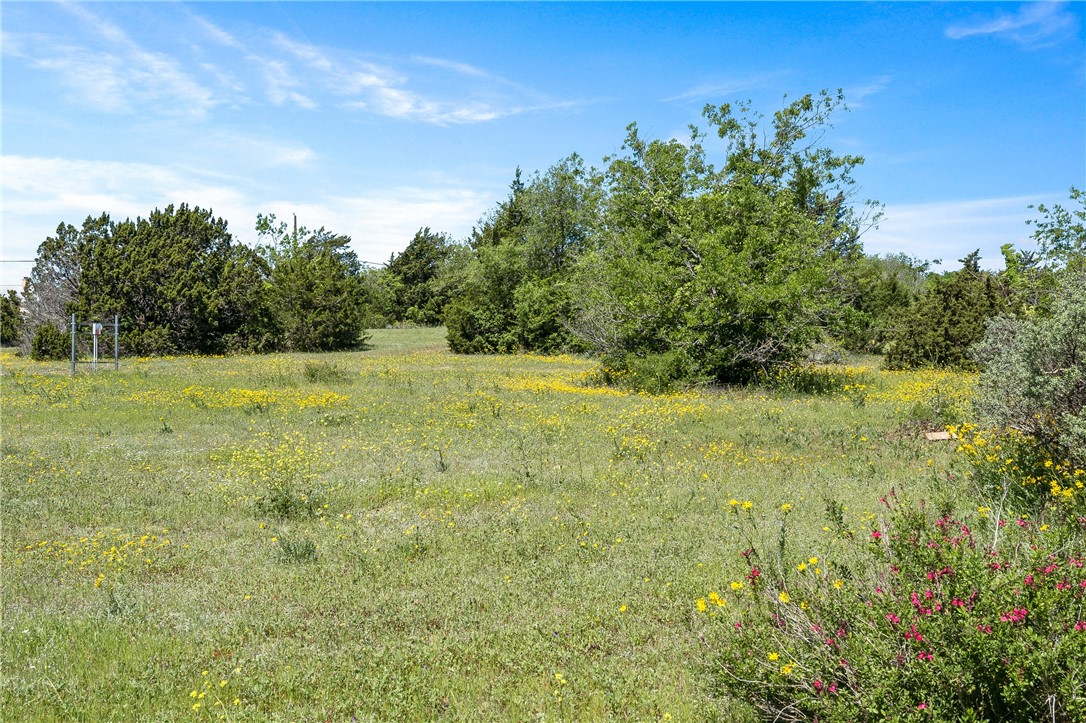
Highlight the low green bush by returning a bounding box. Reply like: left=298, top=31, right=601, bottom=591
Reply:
left=303, top=360, right=352, bottom=385
left=971, top=270, right=1086, bottom=468
left=29, top=322, right=68, bottom=360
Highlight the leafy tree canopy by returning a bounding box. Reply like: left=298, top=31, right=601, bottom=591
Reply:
left=256, top=213, right=371, bottom=352
left=570, top=90, right=877, bottom=385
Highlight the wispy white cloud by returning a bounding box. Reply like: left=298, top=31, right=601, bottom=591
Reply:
left=264, top=34, right=544, bottom=124
left=197, top=132, right=318, bottom=169
left=0, top=155, right=494, bottom=285
left=663, top=71, right=791, bottom=103
left=846, top=75, right=891, bottom=107
left=190, top=14, right=246, bottom=51
left=4, top=4, right=569, bottom=126
left=0, top=155, right=250, bottom=287
left=63, top=3, right=217, bottom=118
left=1, top=154, right=249, bottom=225
left=864, top=195, right=1053, bottom=269
left=946, top=2, right=1079, bottom=48
left=258, top=58, right=318, bottom=109
left=2, top=5, right=217, bottom=119
left=411, top=55, right=491, bottom=78
left=268, top=187, right=493, bottom=263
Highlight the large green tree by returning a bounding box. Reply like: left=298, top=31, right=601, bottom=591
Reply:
left=382, top=227, right=454, bottom=325
left=20, top=215, right=103, bottom=350
left=445, top=156, right=600, bottom=354
left=71, top=204, right=269, bottom=355
left=24, top=206, right=271, bottom=356
left=0, top=291, right=24, bottom=347
left=835, top=253, right=932, bottom=353
left=883, top=251, right=1009, bottom=371
left=255, top=213, right=370, bottom=352
left=571, top=91, right=874, bottom=385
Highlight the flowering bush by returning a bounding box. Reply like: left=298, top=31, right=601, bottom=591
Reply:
left=215, top=432, right=337, bottom=519
left=949, top=423, right=1085, bottom=519
left=757, top=364, right=873, bottom=399
left=705, top=491, right=1086, bottom=721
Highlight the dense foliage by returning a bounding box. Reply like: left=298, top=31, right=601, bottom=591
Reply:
left=10, top=98, right=1080, bottom=376
left=446, top=158, right=598, bottom=354
left=708, top=491, right=1086, bottom=722
left=381, top=227, right=455, bottom=326
left=970, top=269, right=1086, bottom=472
left=836, top=254, right=930, bottom=354
left=446, top=92, right=879, bottom=388
left=708, top=199, right=1085, bottom=720
left=17, top=207, right=372, bottom=356
left=883, top=252, right=1008, bottom=371
left=29, top=321, right=68, bottom=361
left=76, top=205, right=270, bottom=355
left=255, top=214, right=372, bottom=352
left=579, top=93, right=873, bottom=386
left=0, top=290, right=23, bottom=347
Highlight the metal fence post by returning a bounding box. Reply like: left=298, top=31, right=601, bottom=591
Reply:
left=114, top=315, right=119, bottom=370
left=71, top=313, right=76, bottom=377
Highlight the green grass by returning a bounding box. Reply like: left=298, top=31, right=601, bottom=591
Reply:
left=0, top=330, right=967, bottom=720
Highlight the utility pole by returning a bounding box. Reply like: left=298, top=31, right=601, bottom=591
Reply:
left=293, top=213, right=297, bottom=246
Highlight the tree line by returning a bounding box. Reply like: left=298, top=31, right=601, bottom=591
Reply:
left=4, top=91, right=1083, bottom=390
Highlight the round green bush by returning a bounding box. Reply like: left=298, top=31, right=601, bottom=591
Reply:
left=30, top=322, right=68, bottom=360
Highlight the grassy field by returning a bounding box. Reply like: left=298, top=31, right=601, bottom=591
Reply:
left=1, top=328, right=974, bottom=721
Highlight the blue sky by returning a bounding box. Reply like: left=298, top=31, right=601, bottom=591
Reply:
left=2, top=1, right=1084, bottom=291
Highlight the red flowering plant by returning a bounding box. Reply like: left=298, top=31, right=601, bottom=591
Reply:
left=704, top=489, right=1086, bottom=721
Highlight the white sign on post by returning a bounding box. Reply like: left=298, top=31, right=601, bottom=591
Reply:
left=92, top=323, right=102, bottom=370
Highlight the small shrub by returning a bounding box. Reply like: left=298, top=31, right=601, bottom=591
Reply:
left=902, top=382, right=973, bottom=429
left=30, top=322, right=68, bottom=360
left=949, top=423, right=1085, bottom=520
left=303, top=360, right=352, bottom=385
left=255, top=483, right=321, bottom=520
left=758, top=364, right=873, bottom=399
left=598, top=349, right=708, bottom=394
left=276, top=537, right=318, bottom=564
left=704, top=492, right=1086, bottom=722
left=971, top=270, right=1086, bottom=468
left=218, top=432, right=335, bottom=520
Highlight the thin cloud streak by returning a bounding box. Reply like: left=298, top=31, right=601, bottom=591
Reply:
left=265, top=33, right=548, bottom=125
left=663, top=71, right=791, bottom=103
left=5, top=5, right=573, bottom=127
left=60, top=3, right=217, bottom=118
left=846, top=75, right=892, bottom=107
left=946, top=2, right=1079, bottom=47
left=2, top=6, right=217, bottom=120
